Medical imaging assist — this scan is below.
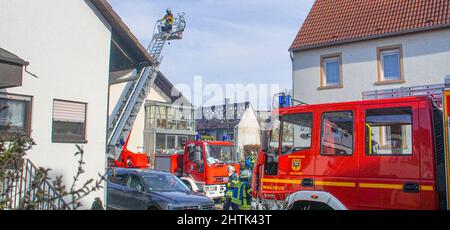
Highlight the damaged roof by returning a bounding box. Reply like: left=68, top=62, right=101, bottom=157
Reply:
left=196, top=102, right=251, bottom=130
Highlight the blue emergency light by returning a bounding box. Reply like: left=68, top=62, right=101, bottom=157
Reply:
left=279, top=94, right=292, bottom=108
left=195, top=133, right=201, bottom=141
left=222, top=135, right=229, bottom=142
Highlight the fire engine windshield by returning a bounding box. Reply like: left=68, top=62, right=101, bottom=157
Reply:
left=205, top=145, right=237, bottom=164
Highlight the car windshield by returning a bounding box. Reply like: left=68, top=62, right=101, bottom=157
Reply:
left=205, top=145, right=237, bottom=164
left=143, top=173, right=190, bottom=193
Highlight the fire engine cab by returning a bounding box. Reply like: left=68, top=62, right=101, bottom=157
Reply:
left=254, top=83, right=450, bottom=210
left=154, top=138, right=241, bottom=200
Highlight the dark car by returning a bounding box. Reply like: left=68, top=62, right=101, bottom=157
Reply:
left=107, top=168, right=215, bottom=210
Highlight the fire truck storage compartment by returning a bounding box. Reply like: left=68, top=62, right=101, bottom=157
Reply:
left=154, top=153, right=184, bottom=176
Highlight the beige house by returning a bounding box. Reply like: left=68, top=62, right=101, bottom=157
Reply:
left=291, top=0, right=450, bottom=104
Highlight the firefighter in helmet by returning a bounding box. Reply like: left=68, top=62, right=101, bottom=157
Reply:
left=161, top=8, right=174, bottom=33
left=232, top=169, right=253, bottom=210
left=223, top=165, right=239, bottom=210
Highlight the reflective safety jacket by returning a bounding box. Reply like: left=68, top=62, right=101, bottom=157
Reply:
left=163, top=14, right=174, bottom=25
left=225, top=173, right=238, bottom=198
left=231, top=180, right=253, bottom=210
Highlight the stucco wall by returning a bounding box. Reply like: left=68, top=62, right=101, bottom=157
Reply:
left=293, top=29, right=450, bottom=104
left=0, top=0, right=112, bottom=208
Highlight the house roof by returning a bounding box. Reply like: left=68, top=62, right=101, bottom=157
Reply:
left=196, top=102, right=251, bottom=131
left=291, top=0, right=450, bottom=51
left=0, top=48, right=29, bottom=66
left=154, top=72, right=191, bottom=106
left=89, top=0, right=154, bottom=66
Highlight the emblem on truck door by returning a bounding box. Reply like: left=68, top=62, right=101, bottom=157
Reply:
left=292, top=159, right=302, bottom=171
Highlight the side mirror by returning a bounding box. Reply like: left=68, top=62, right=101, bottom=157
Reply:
left=136, top=185, right=143, bottom=192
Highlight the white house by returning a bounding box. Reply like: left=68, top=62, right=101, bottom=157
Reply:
left=291, top=0, right=450, bottom=104
left=0, top=0, right=153, bottom=208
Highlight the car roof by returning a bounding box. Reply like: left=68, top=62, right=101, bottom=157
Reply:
left=109, top=168, right=172, bottom=176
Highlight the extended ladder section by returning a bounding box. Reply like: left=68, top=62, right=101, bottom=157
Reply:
left=107, top=13, right=186, bottom=160
left=363, top=84, right=445, bottom=108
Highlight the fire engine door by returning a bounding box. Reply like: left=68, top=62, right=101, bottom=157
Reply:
left=276, top=113, right=315, bottom=191
left=359, top=103, right=421, bottom=210
left=314, top=109, right=359, bottom=209
left=186, top=143, right=205, bottom=182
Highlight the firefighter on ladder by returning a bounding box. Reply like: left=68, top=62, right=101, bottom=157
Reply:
left=232, top=169, right=253, bottom=210
left=161, top=8, right=174, bottom=33
left=223, top=165, right=239, bottom=210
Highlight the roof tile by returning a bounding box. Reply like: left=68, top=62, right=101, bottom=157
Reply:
left=291, top=0, right=450, bottom=51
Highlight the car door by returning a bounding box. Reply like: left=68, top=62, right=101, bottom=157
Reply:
left=107, top=172, right=129, bottom=210
left=359, top=103, right=421, bottom=210
left=122, top=174, right=149, bottom=210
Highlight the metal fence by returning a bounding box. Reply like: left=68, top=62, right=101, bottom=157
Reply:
left=1, top=159, right=70, bottom=210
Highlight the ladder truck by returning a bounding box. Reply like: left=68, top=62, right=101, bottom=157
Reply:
left=107, top=13, right=186, bottom=168
left=253, top=79, right=450, bottom=210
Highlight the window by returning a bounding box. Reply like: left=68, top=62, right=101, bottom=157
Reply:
left=145, top=106, right=155, bottom=129
left=320, top=54, right=342, bottom=88
left=156, top=106, right=167, bottom=129
left=280, top=113, right=313, bottom=154
left=0, top=94, right=32, bottom=136
left=128, top=174, right=144, bottom=192
left=108, top=172, right=128, bottom=186
left=188, top=144, right=203, bottom=161
left=365, top=107, right=412, bottom=155
left=52, top=100, right=87, bottom=143
left=321, top=111, right=354, bottom=156
left=377, top=45, right=404, bottom=83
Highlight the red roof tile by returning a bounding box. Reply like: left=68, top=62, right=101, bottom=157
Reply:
left=291, top=0, right=450, bottom=51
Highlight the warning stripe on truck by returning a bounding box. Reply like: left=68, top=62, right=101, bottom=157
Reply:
left=261, top=178, right=434, bottom=191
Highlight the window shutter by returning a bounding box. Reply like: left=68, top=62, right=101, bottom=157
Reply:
left=53, top=100, right=86, bottom=123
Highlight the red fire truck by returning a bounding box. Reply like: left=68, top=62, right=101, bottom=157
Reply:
left=154, top=140, right=241, bottom=200
left=253, top=86, right=450, bottom=210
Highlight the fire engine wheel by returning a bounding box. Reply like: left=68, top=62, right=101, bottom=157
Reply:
left=290, top=201, right=333, bottom=210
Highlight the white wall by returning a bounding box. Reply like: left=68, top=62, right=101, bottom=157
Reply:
left=236, top=107, right=261, bottom=149
left=293, top=29, right=450, bottom=104
left=109, top=82, right=170, bottom=153
left=0, top=0, right=112, bottom=208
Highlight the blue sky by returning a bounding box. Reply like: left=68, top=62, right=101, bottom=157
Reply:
left=108, top=0, right=314, bottom=108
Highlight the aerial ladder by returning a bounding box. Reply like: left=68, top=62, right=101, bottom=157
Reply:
left=107, top=13, right=186, bottom=168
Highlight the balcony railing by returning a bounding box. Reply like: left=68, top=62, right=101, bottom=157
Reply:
left=1, top=159, right=70, bottom=210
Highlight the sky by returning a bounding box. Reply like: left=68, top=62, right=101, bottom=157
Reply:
left=108, top=0, right=315, bottom=109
